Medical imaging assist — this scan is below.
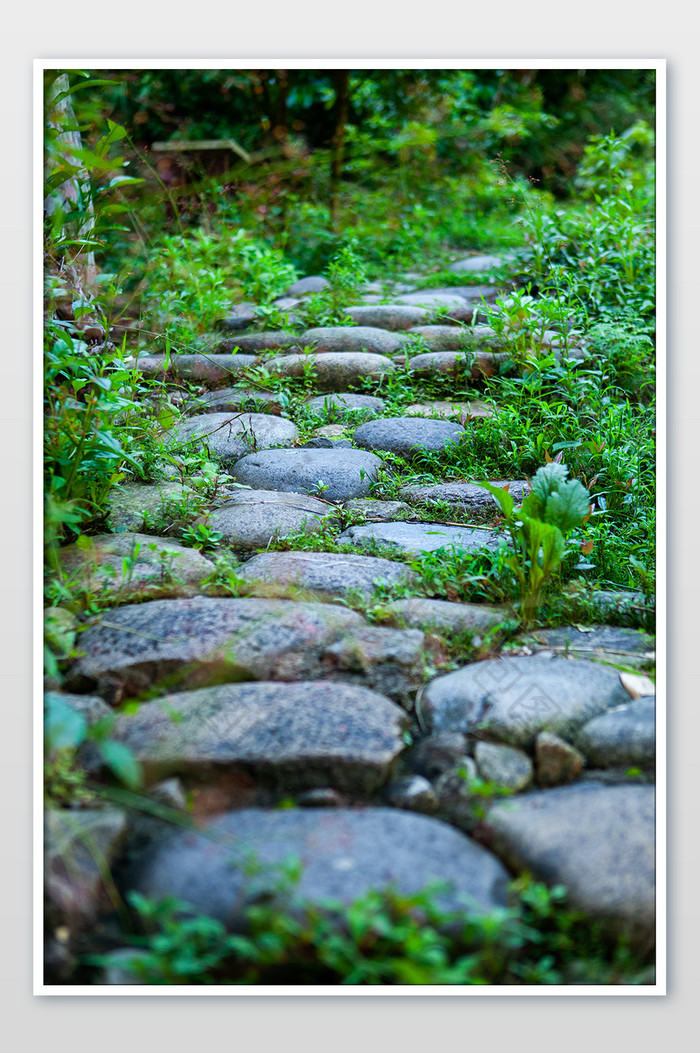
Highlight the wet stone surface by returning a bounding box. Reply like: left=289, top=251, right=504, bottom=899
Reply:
left=205, top=490, right=334, bottom=552
left=353, top=416, right=465, bottom=460
left=339, top=521, right=500, bottom=558
left=230, top=447, right=382, bottom=502
left=234, top=550, right=417, bottom=601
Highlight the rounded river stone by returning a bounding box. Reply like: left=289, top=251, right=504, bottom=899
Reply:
left=353, top=417, right=465, bottom=459
left=305, top=392, right=385, bottom=419
left=338, top=521, right=499, bottom=558
left=301, top=326, right=403, bottom=355
left=342, top=304, right=430, bottom=330
left=265, top=352, right=395, bottom=391
left=230, top=447, right=381, bottom=502
left=169, top=412, right=298, bottom=467
left=206, top=490, right=334, bottom=551
left=234, top=550, right=417, bottom=601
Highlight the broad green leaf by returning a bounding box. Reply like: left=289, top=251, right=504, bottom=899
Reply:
left=98, top=739, right=142, bottom=790
left=45, top=697, right=87, bottom=753
left=477, top=481, right=514, bottom=520
left=530, top=462, right=569, bottom=504
left=544, top=479, right=591, bottom=532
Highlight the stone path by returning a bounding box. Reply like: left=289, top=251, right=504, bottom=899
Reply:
left=46, top=258, right=657, bottom=984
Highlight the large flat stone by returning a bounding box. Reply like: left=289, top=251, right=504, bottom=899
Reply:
left=574, top=697, right=656, bottom=770
left=353, top=417, right=465, bottom=460
left=383, top=597, right=508, bottom=634
left=206, top=490, right=334, bottom=552
left=110, top=680, right=408, bottom=793
left=408, top=350, right=510, bottom=380
left=124, top=807, right=510, bottom=925
left=320, top=625, right=435, bottom=704
left=265, top=352, right=395, bottom=391
left=421, top=655, right=630, bottom=747
left=214, top=331, right=299, bottom=353
left=404, top=400, right=497, bottom=420
left=405, top=325, right=474, bottom=351
left=185, top=387, right=285, bottom=416
left=235, top=550, right=417, bottom=601
left=136, top=354, right=258, bottom=386
left=305, top=392, right=385, bottom=420
left=400, top=480, right=530, bottom=519
left=58, top=533, right=215, bottom=602
left=230, top=447, right=381, bottom=502
left=285, top=275, right=329, bottom=296
left=338, top=521, right=499, bottom=558
left=481, top=784, right=655, bottom=943
left=169, top=413, right=298, bottom=467
left=301, top=326, right=404, bottom=355
left=342, top=304, right=430, bottom=330
left=65, top=596, right=364, bottom=702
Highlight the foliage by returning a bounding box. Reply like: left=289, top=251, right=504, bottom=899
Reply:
left=88, top=873, right=652, bottom=986
left=480, top=464, right=592, bottom=627
left=44, top=694, right=142, bottom=798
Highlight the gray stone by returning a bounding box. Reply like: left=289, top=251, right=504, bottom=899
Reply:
left=404, top=400, right=497, bottom=420
left=474, top=741, right=533, bottom=792
left=305, top=392, right=385, bottom=420
left=206, top=490, right=334, bottom=552
left=574, top=697, right=656, bottom=770
left=399, top=479, right=530, bottom=519
left=482, top=784, right=655, bottom=943
left=301, top=437, right=353, bottom=449
left=412, top=732, right=469, bottom=779
left=517, top=625, right=655, bottom=670
left=169, top=412, right=299, bottom=468
left=106, top=481, right=196, bottom=534
left=45, top=809, right=128, bottom=929
left=421, top=655, right=631, bottom=747
left=408, top=350, right=510, bottom=380
left=301, top=326, right=404, bottom=356
left=338, top=521, right=500, bottom=558
left=58, top=533, right=215, bottom=602
left=385, top=775, right=439, bottom=814
left=313, top=424, right=349, bottom=439
left=353, top=417, right=465, bottom=460
left=320, top=625, right=435, bottom=705
left=447, top=254, right=506, bottom=273
left=342, top=304, right=430, bottom=330
left=296, top=787, right=344, bottom=807
left=587, top=590, right=654, bottom=630
left=136, top=354, right=258, bottom=387
left=231, top=447, right=381, bottom=502
left=185, top=387, right=285, bottom=416
left=235, top=550, right=416, bottom=602
left=343, top=498, right=413, bottom=521
left=216, top=303, right=258, bottom=330
left=425, top=284, right=500, bottom=303
left=396, top=290, right=472, bottom=312
left=265, top=352, right=395, bottom=391
left=110, top=680, right=408, bottom=794
left=405, top=325, right=474, bottom=351
left=215, top=331, right=299, bottom=353
left=285, top=275, right=329, bottom=296
left=383, top=598, right=508, bottom=635
left=124, top=807, right=510, bottom=925
left=66, top=596, right=364, bottom=702
left=535, top=731, right=585, bottom=787
left=272, top=296, right=302, bottom=311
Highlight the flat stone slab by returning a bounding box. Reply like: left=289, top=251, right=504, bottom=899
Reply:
left=408, top=350, right=510, bottom=380
left=482, top=784, right=655, bottom=943
left=517, top=625, right=655, bottom=669
left=447, top=254, right=507, bottom=273
left=404, top=400, right=496, bottom=420
left=206, top=490, right=334, bottom=552
left=574, top=697, right=656, bottom=770
left=353, top=417, right=465, bottom=460
left=396, top=290, right=471, bottom=311
left=185, top=387, right=284, bottom=415
left=342, top=304, right=430, bottom=330
left=343, top=498, right=413, bottom=521
left=339, top=521, right=499, bottom=558
left=58, top=533, right=215, bottom=602
left=136, top=354, right=258, bottom=387
left=106, top=481, right=195, bottom=533
left=421, top=655, right=631, bottom=747
left=406, top=325, right=474, bottom=351
left=215, top=331, right=299, bottom=353
left=383, top=597, right=508, bottom=634
left=216, top=303, right=258, bottom=331
left=285, top=275, right=329, bottom=296
left=110, top=680, right=408, bottom=793
left=66, top=596, right=364, bottom=702
left=235, top=550, right=417, bottom=601
left=231, top=447, right=381, bottom=502
left=124, top=807, right=510, bottom=925
left=305, top=392, right=385, bottom=420
left=400, top=480, right=530, bottom=519
left=265, top=352, right=395, bottom=391
left=320, top=625, right=433, bottom=704
left=45, top=809, right=128, bottom=929
left=169, top=412, right=299, bottom=467
left=300, top=326, right=404, bottom=355
left=426, top=284, right=500, bottom=302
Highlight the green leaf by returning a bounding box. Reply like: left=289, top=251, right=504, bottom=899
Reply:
left=98, top=739, right=142, bottom=789
left=477, top=481, right=514, bottom=520
left=530, top=462, right=569, bottom=504
left=45, top=697, right=87, bottom=752
left=544, top=479, right=591, bottom=533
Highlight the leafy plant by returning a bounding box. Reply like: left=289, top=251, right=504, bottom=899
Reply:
left=480, top=463, right=592, bottom=627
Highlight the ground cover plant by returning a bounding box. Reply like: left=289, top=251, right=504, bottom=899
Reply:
left=43, top=67, right=658, bottom=989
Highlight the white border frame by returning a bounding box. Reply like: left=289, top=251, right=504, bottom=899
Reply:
left=34, top=57, right=666, bottom=997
